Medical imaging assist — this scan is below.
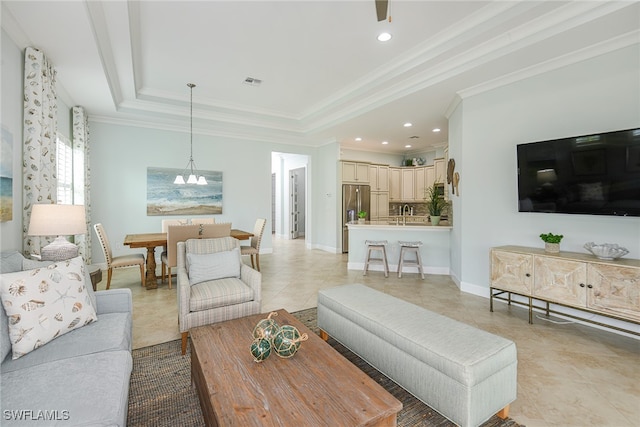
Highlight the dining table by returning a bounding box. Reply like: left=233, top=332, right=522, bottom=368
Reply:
left=123, top=229, right=253, bottom=289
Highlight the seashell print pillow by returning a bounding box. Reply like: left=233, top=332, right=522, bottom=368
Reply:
left=0, top=256, right=97, bottom=359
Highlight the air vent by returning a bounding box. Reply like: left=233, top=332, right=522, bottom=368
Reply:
left=243, top=77, right=262, bottom=87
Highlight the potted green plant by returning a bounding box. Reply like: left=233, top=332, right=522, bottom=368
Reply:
left=426, top=181, right=447, bottom=226
left=357, top=210, right=367, bottom=223
left=540, top=232, right=563, bottom=253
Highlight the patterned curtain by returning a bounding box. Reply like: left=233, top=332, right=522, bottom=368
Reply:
left=23, top=47, right=58, bottom=256
left=73, top=106, right=92, bottom=263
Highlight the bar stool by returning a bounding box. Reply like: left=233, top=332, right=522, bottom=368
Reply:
left=363, top=240, right=389, bottom=277
left=397, top=241, right=424, bottom=279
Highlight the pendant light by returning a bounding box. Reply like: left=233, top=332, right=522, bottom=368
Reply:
left=174, top=83, right=207, bottom=185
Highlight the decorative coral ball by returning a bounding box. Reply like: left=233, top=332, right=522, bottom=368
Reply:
left=252, top=311, right=280, bottom=343
left=272, top=325, right=308, bottom=358
left=250, top=337, right=272, bottom=362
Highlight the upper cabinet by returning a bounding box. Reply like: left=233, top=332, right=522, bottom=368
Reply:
left=389, top=168, right=401, bottom=201
left=401, top=169, right=415, bottom=201
left=434, top=158, right=446, bottom=184
left=369, top=165, right=389, bottom=192
left=341, top=161, right=370, bottom=184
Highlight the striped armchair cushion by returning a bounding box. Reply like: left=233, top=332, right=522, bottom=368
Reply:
left=189, top=278, right=254, bottom=312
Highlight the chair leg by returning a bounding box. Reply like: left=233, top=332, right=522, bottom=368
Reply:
left=106, top=268, right=113, bottom=290
left=139, top=264, right=145, bottom=287
left=161, top=262, right=166, bottom=283
left=255, top=254, right=260, bottom=272
left=381, top=246, right=389, bottom=277
left=181, top=332, right=188, bottom=355
left=250, top=255, right=255, bottom=269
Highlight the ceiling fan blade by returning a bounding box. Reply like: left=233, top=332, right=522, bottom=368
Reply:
left=375, top=0, right=388, bottom=22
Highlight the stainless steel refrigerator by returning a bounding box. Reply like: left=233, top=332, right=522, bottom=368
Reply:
left=342, top=184, right=370, bottom=253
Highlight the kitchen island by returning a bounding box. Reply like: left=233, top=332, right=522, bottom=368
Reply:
left=347, top=217, right=451, bottom=275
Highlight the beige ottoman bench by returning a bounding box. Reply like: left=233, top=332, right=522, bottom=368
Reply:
left=317, top=284, right=517, bottom=427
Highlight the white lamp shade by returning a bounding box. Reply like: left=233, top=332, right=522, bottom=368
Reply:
left=173, top=175, right=186, bottom=184
left=197, top=176, right=208, bottom=185
left=27, top=204, right=87, bottom=236
left=187, top=174, right=198, bottom=184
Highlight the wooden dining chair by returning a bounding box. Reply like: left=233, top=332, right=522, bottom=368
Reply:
left=160, top=219, right=189, bottom=282
left=160, top=224, right=200, bottom=288
left=198, top=223, right=231, bottom=238
left=191, top=218, right=215, bottom=225
left=241, top=218, right=267, bottom=271
left=93, top=223, right=145, bottom=289
left=161, top=219, right=189, bottom=231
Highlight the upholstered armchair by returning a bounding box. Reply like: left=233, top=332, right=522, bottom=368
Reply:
left=177, top=237, right=261, bottom=355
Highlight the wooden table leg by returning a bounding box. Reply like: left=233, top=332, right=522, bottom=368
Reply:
left=145, top=246, right=158, bottom=289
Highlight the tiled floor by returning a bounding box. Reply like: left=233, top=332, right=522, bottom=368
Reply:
left=104, top=237, right=639, bottom=427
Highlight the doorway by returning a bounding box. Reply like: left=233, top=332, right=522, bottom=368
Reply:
left=271, top=152, right=309, bottom=241
left=289, top=167, right=305, bottom=239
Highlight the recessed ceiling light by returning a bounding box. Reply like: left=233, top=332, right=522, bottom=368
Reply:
left=405, top=145, right=412, bottom=148
left=381, top=141, right=389, bottom=145
left=403, top=122, right=412, bottom=127
left=377, top=32, right=392, bottom=42
left=433, top=128, right=441, bottom=132
left=355, top=137, right=362, bottom=141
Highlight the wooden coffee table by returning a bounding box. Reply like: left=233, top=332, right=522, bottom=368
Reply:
left=190, top=309, right=402, bottom=426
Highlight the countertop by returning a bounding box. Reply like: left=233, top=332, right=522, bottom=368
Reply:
left=347, top=217, right=452, bottom=230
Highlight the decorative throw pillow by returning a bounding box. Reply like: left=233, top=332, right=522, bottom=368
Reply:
left=0, top=256, right=97, bottom=359
left=187, top=247, right=241, bottom=286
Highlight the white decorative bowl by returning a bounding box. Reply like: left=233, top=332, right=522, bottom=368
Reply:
left=584, top=242, right=629, bottom=260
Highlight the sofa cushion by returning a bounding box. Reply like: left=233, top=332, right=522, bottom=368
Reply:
left=0, top=256, right=97, bottom=359
left=1, top=311, right=131, bottom=374
left=22, top=258, right=54, bottom=270
left=187, top=247, right=241, bottom=285
left=0, top=303, right=11, bottom=363
left=0, top=350, right=132, bottom=427
left=0, top=252, right=26, bottom=274
left=189, top=277, right=254, bottom=311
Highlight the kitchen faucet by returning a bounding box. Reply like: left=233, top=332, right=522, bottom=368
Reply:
left=403, top=204, right=411, bottom=216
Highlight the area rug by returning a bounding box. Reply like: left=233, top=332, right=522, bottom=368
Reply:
left=128, top=308, right=522, bottom=426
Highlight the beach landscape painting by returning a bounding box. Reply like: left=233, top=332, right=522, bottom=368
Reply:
left=147, top=167, right=222, bottom=216
left=1, top=127, right=13, bottom=222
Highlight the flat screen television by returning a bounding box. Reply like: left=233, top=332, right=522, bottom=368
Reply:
left=517, top=128, right=640, bottom=217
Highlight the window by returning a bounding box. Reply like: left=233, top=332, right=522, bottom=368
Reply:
left=56, top=134, right=73, bottom=204
left=56, top=133, right=84, bottom=205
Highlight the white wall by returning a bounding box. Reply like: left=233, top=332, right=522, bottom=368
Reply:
left=452, top=45, right=640, bottom=296
left=315, top=142, right=342, bottom=252
left=88, top=121, right=335, bottom=264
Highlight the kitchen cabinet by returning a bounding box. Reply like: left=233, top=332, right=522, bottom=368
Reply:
left=341, top=161, right=370, bottom=184
left=401, top=169, right=415, bottom=201
left=434, top=158, right=445, bottom=183
left=416, top=166, right=435, bottom=201
left=490, top=246, right=640, bottom=333
left=370, top=192, right=390, bottom=220
left=414, top=167, right=426, bottom=201
left=369, top=165, right=389, bottom=191
left=389, top=168, right=401, bottom=201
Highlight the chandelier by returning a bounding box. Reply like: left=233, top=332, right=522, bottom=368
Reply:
left=174, top=83, right=207, bottom=185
